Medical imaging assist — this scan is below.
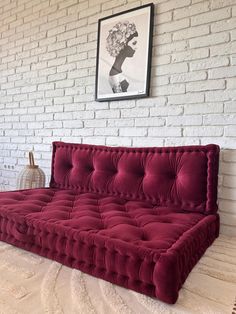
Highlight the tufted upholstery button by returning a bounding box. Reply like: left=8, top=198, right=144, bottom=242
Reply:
left=87, top=166, right=94, bottom=172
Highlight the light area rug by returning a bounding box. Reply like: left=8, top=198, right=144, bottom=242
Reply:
left=0, top=235, right=235, bottom=314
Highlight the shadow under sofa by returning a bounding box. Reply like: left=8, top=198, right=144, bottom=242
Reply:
left=0, top=142, right=220, bottom=304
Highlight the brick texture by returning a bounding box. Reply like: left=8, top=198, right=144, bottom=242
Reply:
left=0, top=0, right=236, bottom=236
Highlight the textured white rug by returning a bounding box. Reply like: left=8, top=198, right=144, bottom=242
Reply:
left=0, top=235, right=235, bottom=314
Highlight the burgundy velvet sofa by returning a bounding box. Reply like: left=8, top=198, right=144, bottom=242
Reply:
left=0, top=142, right=220, bottom=304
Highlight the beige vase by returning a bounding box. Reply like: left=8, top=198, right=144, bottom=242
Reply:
left=17, top=152, right=45, bottom=190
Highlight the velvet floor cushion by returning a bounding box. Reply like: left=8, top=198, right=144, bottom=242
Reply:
left=0, top=142, right=220, bottom=304
left=0, top=188, right=218, bottom=304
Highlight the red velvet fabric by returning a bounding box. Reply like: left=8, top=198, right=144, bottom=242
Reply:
left=0, top=142, right=220, bottom=304
left=50, top=142, right=219, bottom=214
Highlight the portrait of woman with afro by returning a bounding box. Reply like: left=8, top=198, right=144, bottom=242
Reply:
left=106, top=21, right=138, bottom=93
left=95, top=4, right=153, bottom=101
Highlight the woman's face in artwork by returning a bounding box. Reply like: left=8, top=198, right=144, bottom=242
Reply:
left=123, top=36, right=138, bottom=58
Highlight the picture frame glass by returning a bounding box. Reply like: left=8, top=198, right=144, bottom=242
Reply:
left=96, top=4, right=153, bottom=102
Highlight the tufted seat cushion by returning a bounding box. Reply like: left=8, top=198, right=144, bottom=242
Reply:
left=0, top=142, right=220, bottom=304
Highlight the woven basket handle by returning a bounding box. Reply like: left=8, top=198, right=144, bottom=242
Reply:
left=29, top=152, right=35, bottom=167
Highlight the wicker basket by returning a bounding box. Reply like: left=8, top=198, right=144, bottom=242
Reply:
left=17, top=152, right=45, bottom=190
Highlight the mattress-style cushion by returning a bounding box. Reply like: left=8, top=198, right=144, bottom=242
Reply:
left=0, top=188, right=219, bottom=304
left=50, top=142, right=219, bottom=214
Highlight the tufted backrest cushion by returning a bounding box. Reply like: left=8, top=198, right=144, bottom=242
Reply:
left=50, top=142, right=219, bottom=214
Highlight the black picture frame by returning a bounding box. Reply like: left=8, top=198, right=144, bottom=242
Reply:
left=95, top=3, right=154, bottom=102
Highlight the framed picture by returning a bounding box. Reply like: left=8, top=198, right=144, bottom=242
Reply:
left=95, top=3, right=154, bottom=102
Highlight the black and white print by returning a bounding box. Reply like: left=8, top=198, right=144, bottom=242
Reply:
left=95, top=4, right=154, bottom=102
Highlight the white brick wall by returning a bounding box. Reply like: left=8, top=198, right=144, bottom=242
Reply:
left=0, top=0, right=236, bottom=236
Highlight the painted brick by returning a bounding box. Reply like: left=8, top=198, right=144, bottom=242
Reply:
left=48, top=57, right=66, bottom=67
left=152, top=55, right=171, bottom=66
left=219, top=186, right=236, bottom=201
left=152, top=84, right=185, bottom=96
left=186, top=79, right=225, bottom=92
left=150, top=106, right=183, bottom=116
left=173, top=24, right=209, bottom=41
left=190, top=56, right=229, bottom=71
left=172, top=48, right=209, bottom=63
left=102, top=0, right=126, bottom=10
left=191, top=7, right=231, bottom=26
left=96, top=110, right=120, bottom=119
left=208, top=66, right=236, bottom=79
left=47, top=41, right=66, bottom=52
left=157, top=18, right=190, bottom=34
left=27, top=122, right=43, bottom=129
left=183, top=126, right=223, bottom=137
left=151, top=75, right=169, bottom=87
left=155, top=12, right=172, bottom=25
left=157, top=41, right=188, bottom=55
left=86, top=102, right=108, bottom=111
left=110, top=100, right=135, bottom=109
left=132, top=138, right=164, bottom=147
left=48, top=73, right=67, bottom=82
left=73, top=111, right=94, bottom=120
left=203, top=114, right=236, bottom=125
left=157, top=0, right=191, bottom=13
left=224, top=126, right=236, bottom=137
left=136, top=97, right=167, bottom=108
left=54, top=96, right=72, bottom=105
left=219, top=200, right=236, bottom=215
left=62, top=120, right=83, bottom=128
left=224, top=101, right=236, bottom=113
left=107, top=119, right=134, bottom=127
left=167, top=115, right=202, bottom=126
left=189, top=32, right=230, bottom=49
left=232, top=29, right=236, bottom=41
left=210, top=42, right=236, bottom=56
left=79, top=5, right=100, bottom=19
left=83, top=137, right=105, bottom=145
left=155, top=62, right=188, bottom=76
left=223, top=150, right=236, bottom=162
left=119, top=128, right=147, bottom=137
left=153, top=33, right=172, bottom=47
left=67, top=2, right=89, bottom=15
left=168, top=93, right=205, bottom=104
left=170, top=71, right=207, bottom=83
left=57, top=63, right=76, bottom=73
left=106, top=137, right=132, bottom=147
left=95, top=128, right=118, bottom=136
left=211, top=0, right=236, bottom=9
left=148, top=127, right=182, bottom=137
left=71, top=129, right=93, bottom=137
left=84, top=119, right=106, bottom=128
left=135, top=117, right=165, bottom=127
left=233, top=5, right=236, bottom=16
left=205, top=90, right=232, bottom=102
left=45, top=89, right=64, bottom=98
left=211, top=17, right=236, bottom=33
left=173, top=2, right=209, bottom=20
left=121, top=108, right=149, bottom=118
left=165, top=138, right=200, bottom=146
left=184, top=103, right=224, bottom=115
